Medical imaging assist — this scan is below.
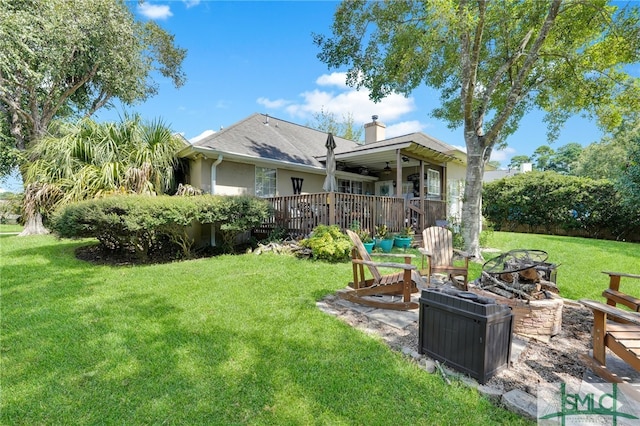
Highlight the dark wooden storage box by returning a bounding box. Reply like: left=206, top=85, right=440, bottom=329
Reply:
left=418, top=289, right=514, bottom=384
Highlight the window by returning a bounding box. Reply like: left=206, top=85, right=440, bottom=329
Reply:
left=427, top=169, right=441, bottom=196
left=338, top=179, right=363, bottom=194
left=255, top=166, right=276, bottom=197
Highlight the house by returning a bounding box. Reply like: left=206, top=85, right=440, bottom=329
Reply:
left=177, top=113, right=470, bottom=244
left=484, top=163, right=533, bottom=183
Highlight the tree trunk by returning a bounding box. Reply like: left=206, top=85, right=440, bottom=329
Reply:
left=19, top=212, right=49, bottom=236
left=17, top=168, right=49, bottom=236
left=14, top=119, right=51, bottom=235
left=461, top=134, right=486, bottom=259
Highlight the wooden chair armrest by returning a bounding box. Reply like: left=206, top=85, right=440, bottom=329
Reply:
left=371, top=253, right=416, bottom=259
left=580, top=299, right=640, bottom=326
left=602, top=289, right=640, bottom=311
left=353, top=258, right=417, bottom=271
left=602, top=271, right=640, bottom=280
left=418, top=248, right=431, bottom=257
left=453, top=249, right=471, bottom=258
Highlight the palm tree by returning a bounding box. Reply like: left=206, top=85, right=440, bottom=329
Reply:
left=20, top=115, right=184, bottom=235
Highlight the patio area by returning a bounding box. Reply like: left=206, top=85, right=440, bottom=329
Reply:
left=317, top=280, right=640, bottom=421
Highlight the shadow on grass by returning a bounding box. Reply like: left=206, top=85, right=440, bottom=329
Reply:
left=2, top=236, right=528, bottom=424
left=2, top=285, right=525, bottom=424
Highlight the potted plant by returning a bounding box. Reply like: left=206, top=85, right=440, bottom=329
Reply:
left=394, top=225, right=414, bottom=248
left=350, top=221, right=374, bottom=253
left=359, top=230, right=374, bottom=253
left=375, top=224, right=394, bottom=253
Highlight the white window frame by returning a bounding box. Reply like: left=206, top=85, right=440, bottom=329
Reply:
left=427, top=169, right=441, bottom=196
left=337, top=179, right=363, bottom=194
left=255, top=166, right=277, bottom=197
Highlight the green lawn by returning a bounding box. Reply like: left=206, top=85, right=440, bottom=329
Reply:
left=2, top=232, right=638, bottom=425
left=1, top=235, right=525, bottom=425
left=0, top=224, right=22, bottom=233
left=479, top=232, right=640, bottom=300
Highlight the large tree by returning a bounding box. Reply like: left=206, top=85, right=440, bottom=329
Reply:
left=614, top=119, right=640, bottom=216
left=508, top=155, right=532, bottom=171
left=531, top=145, right=555, bottom=171
left=315, top=0, right=640, bottom=257
left=574, top=118, right=639, bottom=180
left=0, top=0, right=186, bottom=233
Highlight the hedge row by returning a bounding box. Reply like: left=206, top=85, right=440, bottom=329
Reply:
left=483, top=171, right=640, bottom=241
left=51, top=195, right=271, bottom=258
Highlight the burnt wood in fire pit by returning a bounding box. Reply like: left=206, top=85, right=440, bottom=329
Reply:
left=480, top=249, right=559, bottom=300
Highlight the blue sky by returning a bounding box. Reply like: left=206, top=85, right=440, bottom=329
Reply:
left=0, top=0, right=624, bottom=192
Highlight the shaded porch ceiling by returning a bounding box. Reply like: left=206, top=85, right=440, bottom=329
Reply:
left=326, top=141, right=462, bottom=175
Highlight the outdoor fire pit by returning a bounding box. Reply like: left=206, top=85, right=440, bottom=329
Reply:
left=473, top=249, right=563, bottom=340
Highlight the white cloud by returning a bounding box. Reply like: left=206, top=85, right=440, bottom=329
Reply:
left=137, top=3, right=173, bottom=20
left=183, top=0, right=200, bottom=8
left=385, top=121, right=426, bottom=138
left=258, top=72, right=418, bottom=133
left=189, top=129, right=215, bottom=143
left=315, top=72, right=349, bottom=88
left=283, top=86, right=415, bottom=124
left=490, top=146, right=516, bottom=164
left=257, top=97, right=291, bottom=109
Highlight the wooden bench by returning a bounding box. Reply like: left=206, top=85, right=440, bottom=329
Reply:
left=580, top=299, right=640, bottom=383
left=601, top=271, right=640, bottom=312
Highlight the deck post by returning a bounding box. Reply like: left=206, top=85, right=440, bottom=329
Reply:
left=327, top=192, right=336, bottom=226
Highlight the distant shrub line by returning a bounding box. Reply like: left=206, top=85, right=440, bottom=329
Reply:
left=483, top=171, right=640, bottom=241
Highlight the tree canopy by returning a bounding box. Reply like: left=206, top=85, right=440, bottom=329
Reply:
left=307, top=108, right=363, bottom=142
left=574, top=118, right=639, bottom=180
left=315, top=0, right=640, bottom=256
left=0, top=0, right=186, bottom=170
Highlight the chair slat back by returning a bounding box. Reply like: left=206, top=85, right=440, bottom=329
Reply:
left=346, top=230, right=382, bottom=282
left=422, top=226, right=454, bottom=267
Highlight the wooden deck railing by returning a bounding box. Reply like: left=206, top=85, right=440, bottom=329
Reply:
left=255, top=192, right=447, bottom=239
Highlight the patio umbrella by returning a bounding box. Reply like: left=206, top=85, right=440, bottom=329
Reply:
left=322, top=132, right=337, bottom=192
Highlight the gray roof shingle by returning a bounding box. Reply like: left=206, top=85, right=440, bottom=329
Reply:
left=192, top=113, right=358, bottom=167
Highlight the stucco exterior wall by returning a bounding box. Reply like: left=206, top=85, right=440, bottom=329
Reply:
left=215, top=161, right=253, bottom=195
left=276, top=169, right=325, bottom=195
left=192, top=159, right=332, bottom=197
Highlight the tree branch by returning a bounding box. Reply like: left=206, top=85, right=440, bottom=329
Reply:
left=87, top=90, right=112, bottom=117
left=480, top=29, right=533, bottom=111
left=43, top=63, right=100, bottom=127
left=469, top=0, right=486, bottom=136
left=483, top=0, right=562, bottom=145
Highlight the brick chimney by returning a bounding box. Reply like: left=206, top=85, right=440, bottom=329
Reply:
left=364, top=115, right=386, bottom=144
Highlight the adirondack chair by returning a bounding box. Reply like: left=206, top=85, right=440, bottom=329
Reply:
left=419, top=226, right=471, bottom=290
left=579, top=299, right=640, bottom=383
left=601, top=271, right=640, bottom=312
left=337, top=230, right=424, bottom=310
left=578, top=271, right=640, bottom=382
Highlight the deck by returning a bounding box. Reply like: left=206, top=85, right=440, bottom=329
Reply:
left=255, top=192, right=447, bottom=239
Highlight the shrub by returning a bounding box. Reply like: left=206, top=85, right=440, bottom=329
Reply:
left=51, top=194, right=271, bottom=258
left=300, top=225, right=352, bottom=262
left=482, top=171, right=637, bottom=240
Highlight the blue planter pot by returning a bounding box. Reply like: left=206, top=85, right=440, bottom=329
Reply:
left=363, top=242, right=374, bottom=254
left=377, top=238, right=394, bottom=253
left=394, top=237, right=412, bottom=249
